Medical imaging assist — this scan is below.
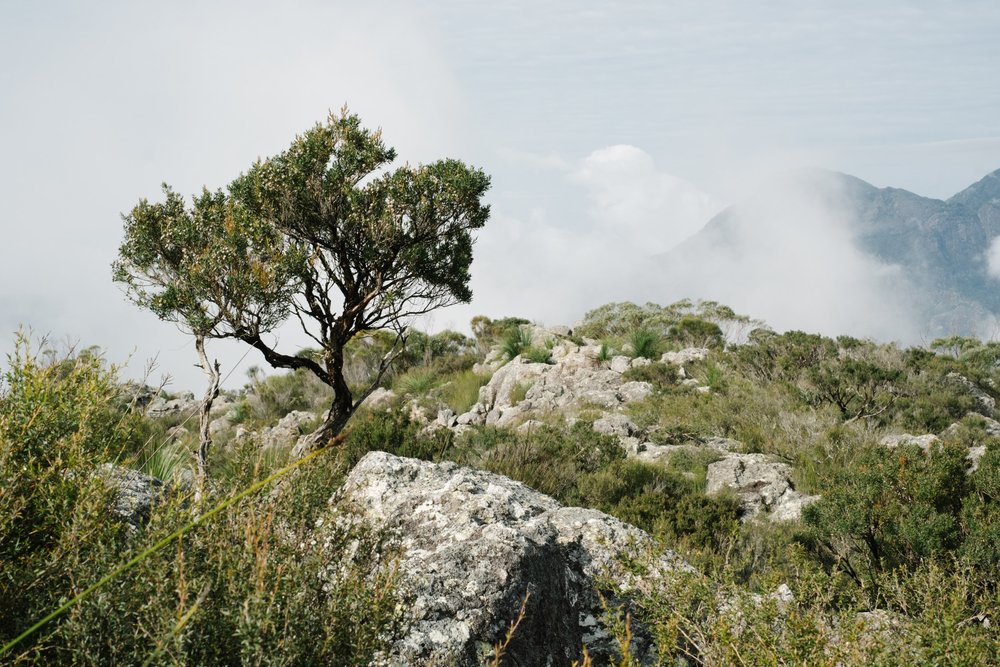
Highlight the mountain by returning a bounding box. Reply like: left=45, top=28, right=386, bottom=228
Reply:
left=660, top=167, right=1000, bottom=341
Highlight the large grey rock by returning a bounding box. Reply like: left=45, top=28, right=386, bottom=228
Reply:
left=592, top=413, right=640, bottom=440
left=260, top=410, right=316, bottom=454
left=880, top=433, right=939, bottom=452
left=947, top=373, right=997, bottom=418
left=706, top=453, right=818, bottom=521
left=363, top=387, right=397, bottom=410
left=146, top=392, right=199, bottom=418
left=660, top=348, right=709, bottom=366
left=331, top=452, right=690, bottom=666
left=99, top=464, right=166, bottom=532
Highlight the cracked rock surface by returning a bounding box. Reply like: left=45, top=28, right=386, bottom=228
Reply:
left=331, top=451, right=691, bottom=666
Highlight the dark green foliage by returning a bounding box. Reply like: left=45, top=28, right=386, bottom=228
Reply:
left=577, top=460, right=740, bottom=551
left=341, top=409, right=451, bottom=468
left=960, top=442, right=1000, bottom=569
left=629, top=327, right=661, bottom=359
left=803, top=443, right=972, bottom=588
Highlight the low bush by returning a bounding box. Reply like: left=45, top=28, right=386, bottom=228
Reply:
left=622, top=362, right=679, bottom=387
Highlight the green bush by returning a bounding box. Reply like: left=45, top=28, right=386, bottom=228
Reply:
left=803, top=442, right=971, bottom=592
left=577, top=460, right=739, bottom=551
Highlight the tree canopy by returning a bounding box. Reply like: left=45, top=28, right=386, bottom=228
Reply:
left=114, top=109, right=490, bottom=447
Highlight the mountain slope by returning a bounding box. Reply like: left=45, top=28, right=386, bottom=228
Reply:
left=661, top=167, right=1000, bottom=340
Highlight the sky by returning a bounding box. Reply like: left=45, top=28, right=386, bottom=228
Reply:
left=2, top=1, right=1000, bottom=389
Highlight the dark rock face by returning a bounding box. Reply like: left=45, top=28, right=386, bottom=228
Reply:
left=331, top=452, right=691, bottom=666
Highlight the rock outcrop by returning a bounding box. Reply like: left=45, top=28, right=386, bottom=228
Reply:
left=99, top=464, right=166, bottom=531
left=455, top=334, right=656, bottom=429
left=705, top=453, right=818, bottom=521
left=329, top=451, right=691, bottom=666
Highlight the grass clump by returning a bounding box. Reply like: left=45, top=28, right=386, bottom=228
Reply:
left=443, top=369, right=491, bottom=414
left=393, top=367, right=440, bottom=395
left=501, top=326, right=534, bottom=360
left=630, top=328, right=661, bottom=360
left=523, top=347, right=554, bottom=364
left=510, top=381, right=533, bottom=405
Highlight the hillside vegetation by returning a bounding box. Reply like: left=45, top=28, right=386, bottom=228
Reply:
left=2, top=300, right=999, bottom=665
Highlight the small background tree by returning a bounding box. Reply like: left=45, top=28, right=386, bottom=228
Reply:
left=114, top=109, right=490, bottom=456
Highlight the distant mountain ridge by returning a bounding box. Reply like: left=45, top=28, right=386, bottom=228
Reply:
left=661, top=167, right=1000, bottom=341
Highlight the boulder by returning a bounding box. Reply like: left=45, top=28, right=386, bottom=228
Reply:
left=260, top=410, right=315, bottom=452
left=363, top=387, right=397, bottom=410
left=331, top=452, right=691, bottom=666
left=660, top=348, right=709, bottom=366
left=592, top=413, right=640, bottom=440
left=609, top=355, right=632, bottom=374
left=706, top=453, right=818, bottom=521
left=146, top=392, right=199, bottom=418
left=458, top=345, right=657, bottom=428
left=879, top=433, right=939, bottom=452
left=99, top=464, right=166, bottom=532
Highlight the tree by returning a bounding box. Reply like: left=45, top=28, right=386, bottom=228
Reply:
left=114, top=109, right=490, bottom=456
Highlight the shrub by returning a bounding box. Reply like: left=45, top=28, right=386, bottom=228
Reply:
left=803, top=442, right=971, bottom=593
left=622, top=362, right=679, bottom=387
left=577, top=460, right=739, bottom=551
left=461, top=423, right=624, bottom=502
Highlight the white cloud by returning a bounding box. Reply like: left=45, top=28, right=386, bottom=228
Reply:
left=988, top=236, right=1000, bottom=279
left=571, top=145, right=723, bottom=253
left=657, top=171, right=922, bottom=342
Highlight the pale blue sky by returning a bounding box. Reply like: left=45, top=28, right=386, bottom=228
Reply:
left=2, top=1, right=999, bottom=387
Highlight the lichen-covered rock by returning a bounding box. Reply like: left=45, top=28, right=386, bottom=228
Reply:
left=98, top=464, right=166, bottom=531
left=880, top=433, right=939, bottom=451
left=946, top=373, right=997, bottom=418
left=706, top=453, right=818, bottom=521
left=660, top=348, right=709, bottom=366
left=146, top=392, right=199, bottom=418
left=331, top=452, right=691, bottom=666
